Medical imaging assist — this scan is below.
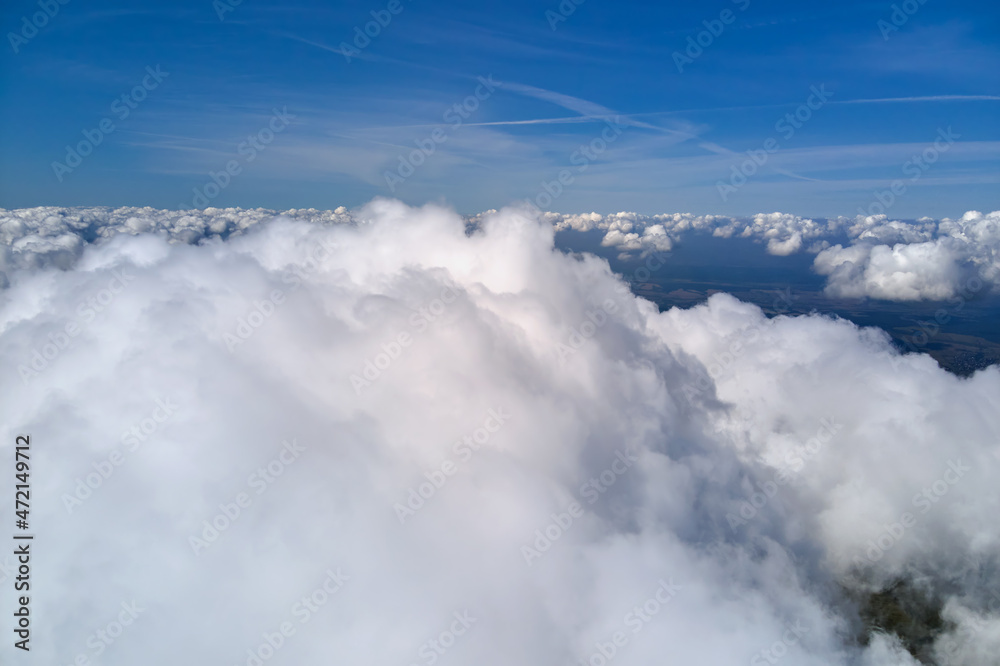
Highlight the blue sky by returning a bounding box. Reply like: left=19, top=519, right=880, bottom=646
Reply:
left=0, top=0, right=997, bottom=217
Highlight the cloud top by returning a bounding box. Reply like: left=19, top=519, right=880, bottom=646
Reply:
left=6, top=204, right=996, bottom=300
left=1, top=200, right=998, bottom=664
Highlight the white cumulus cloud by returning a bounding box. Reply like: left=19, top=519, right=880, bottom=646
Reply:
left=1, top=200, right=997, bottom=665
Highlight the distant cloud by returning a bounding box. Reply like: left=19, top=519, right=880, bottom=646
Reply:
left=816, top=210, right=1000, bottom=300
left=539, top=208, right=1000, bottom=300
left=2, top=204, right=998, bottom=300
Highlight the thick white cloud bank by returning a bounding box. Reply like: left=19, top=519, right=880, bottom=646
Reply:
left=1, top=200, right=998, bottom=665
left=3, top=205, right=998, bottom=301
left=815, top=211, right=1000, bottom=301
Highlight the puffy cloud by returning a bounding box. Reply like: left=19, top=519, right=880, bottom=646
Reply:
left=815, top=241, right=965, bottom=300
left=767, top=233, right=804, bottom=256
left=0, top=205, right=354, bottom=281
left=1, top=200, right=997, bottom=665
left=5, top=206, right=998, bottom=301
left=719, top=212, right=836, bottom=254
left=846, top=215, right=938, bottom=245
left=545, top=208, right=1000, bottom=300
left=525, top=209, right=832, bottom=258
left=816, top=210, right=1000, bottom=301
left=599, top=216, right=673, bottom=257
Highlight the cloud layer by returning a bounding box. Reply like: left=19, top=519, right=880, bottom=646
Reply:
left=815, top=211, right=1000, bottom=300
left=4, top=205, right=997, bottom=301
left=1, top=200, right=998, bottom=664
